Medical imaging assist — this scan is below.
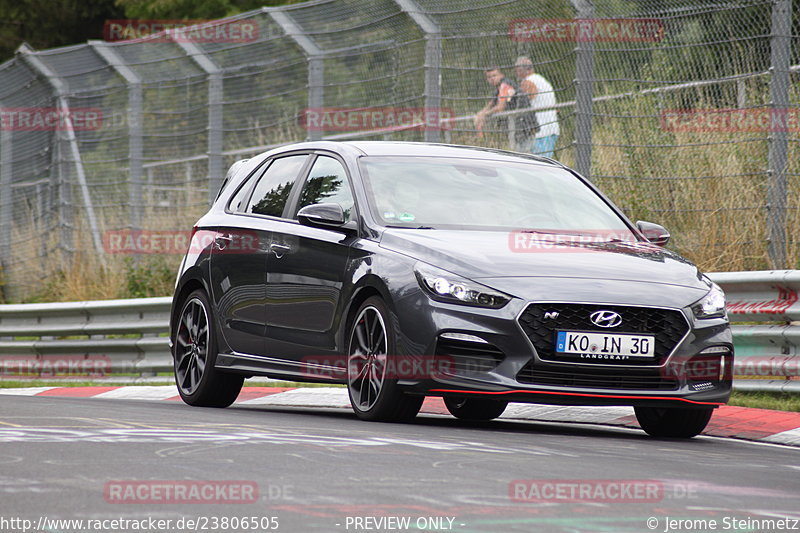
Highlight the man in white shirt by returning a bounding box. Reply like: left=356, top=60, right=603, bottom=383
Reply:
left=514, top=56, right=560, bottom=158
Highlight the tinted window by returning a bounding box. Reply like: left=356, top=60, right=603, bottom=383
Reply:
left=294, top=156, right=355, bottom=222
left=217, top=158, right=250, bottom=203
left=359, top=156, right=630, bottom=232
left=246, top=155, right=307, bottom=217
left=228, top=170, right=255, bottom=213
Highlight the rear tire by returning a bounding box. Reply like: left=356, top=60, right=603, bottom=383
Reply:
left=444, top=396, right=508, bottom=421
left=173, top=289, right=243, bottom=407
left=634, top=406, right=714, bottom=438
left=346, top=296, right=423, bottom=422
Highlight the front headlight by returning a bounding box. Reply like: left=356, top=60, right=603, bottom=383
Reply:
left=692, top=282, right=726, bottom=319
left=414, top=263, right=510, bottom=309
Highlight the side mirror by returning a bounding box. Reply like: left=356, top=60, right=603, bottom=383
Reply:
left=636, top=221, right=670, bottom=247
left=297, top=203, right=346, bottom=227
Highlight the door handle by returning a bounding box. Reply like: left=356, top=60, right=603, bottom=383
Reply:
left=270, top=242, right=290, bottom=258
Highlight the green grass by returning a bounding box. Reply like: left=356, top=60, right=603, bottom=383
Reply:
left=728, top=391, right=800, bottom=412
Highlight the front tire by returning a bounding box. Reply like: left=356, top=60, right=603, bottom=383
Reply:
left=634, top=406, right=714, bottom=438
left=173, top=289, right=243, bottom=407
left=444, top=396, right=508, bottom=421
left=346, top=296, right=423, bottom=422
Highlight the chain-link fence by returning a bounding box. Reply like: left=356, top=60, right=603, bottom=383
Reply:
left=0, top=0, right=798, bottom=301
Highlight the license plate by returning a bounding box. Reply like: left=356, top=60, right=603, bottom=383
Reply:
left=556, top=331, right=655, bottom=358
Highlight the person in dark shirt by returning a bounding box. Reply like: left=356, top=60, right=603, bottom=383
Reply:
left=474, top=66, right=537, bottom=151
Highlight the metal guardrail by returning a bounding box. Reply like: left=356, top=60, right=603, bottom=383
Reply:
left=709, top=270, right=800, bottom=393
left=0, top=297, right=172, bottom=376
left=0, top=271, right=797, bottom=392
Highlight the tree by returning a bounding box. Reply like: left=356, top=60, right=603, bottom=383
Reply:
left=0, top=0, right=124, bottom=61
left=0, top=0, right=301, bottom=62
left=114, top=0, right=302, bottom=19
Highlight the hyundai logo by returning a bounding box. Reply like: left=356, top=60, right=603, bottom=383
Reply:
left=590, top=310, right=622, bottom=328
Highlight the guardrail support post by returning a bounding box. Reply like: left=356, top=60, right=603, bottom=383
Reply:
left=767, top=0, right=791, bottom=269
left=572, top=0, right=595, bottom=180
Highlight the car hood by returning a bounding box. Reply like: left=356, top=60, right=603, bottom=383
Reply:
left=379, top=229, right=709, bottom=293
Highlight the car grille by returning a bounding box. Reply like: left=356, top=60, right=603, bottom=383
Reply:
left=517, top=364, right=679, bottom=390
left=435, top=338, right=504, bottom=374
left=517, top=303, right=689, bottom=366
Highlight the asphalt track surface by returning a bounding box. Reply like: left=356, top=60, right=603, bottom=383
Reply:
left=0, top=394, right=798, bottom=533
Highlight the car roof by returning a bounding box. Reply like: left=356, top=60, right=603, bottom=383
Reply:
left=271, top=140, right=563, bottom=166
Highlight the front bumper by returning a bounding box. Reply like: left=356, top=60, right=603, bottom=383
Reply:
left=393, top=290, right=733, bottom=407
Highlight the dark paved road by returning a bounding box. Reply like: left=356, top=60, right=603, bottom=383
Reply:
left=0, top=395, right=798, bottom=533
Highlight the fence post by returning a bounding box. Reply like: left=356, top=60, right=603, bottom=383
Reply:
left=0, top=128, right=11, bottom=287
left=268, top=8, right=326, bottom=142
left=49, top=134, right=73, bottom=258
left=572, top=0, right=595, bottom=179
left=736, top=78, right=747, bottom=109
left=170, top=35, right=224, bottom=205
left=90, top=42, right=143, bottom=234
left=308, top=56, right=325, bottom=141
left=18, top=43, right=104, bottom=256
left=394, top=0, right=442, bottom=142
left=767, top=0, right=791, bottom=269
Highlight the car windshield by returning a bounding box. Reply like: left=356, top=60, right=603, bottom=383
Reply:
left=358, top=156, right=634, bottom=236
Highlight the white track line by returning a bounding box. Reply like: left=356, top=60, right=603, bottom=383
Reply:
left=93, top=386, right=178, bottom=400
left=763, top=427, right=800, bottom=446
left=500, top=404, right=634, bottom=424
left=238, top=387, right=349, bottom=406
left=0, top=387, right=57, bottom=396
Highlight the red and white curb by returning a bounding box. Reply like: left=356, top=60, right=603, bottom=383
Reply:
left=2, top=386, right=799, bottom=447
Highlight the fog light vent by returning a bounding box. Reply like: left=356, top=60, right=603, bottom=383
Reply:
left=435, top=336, right=504, bottom=373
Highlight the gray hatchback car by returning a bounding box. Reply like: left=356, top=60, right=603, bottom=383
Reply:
left=170, top=141, right=733, bottom=438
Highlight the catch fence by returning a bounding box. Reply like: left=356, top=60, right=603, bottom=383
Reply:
left=0, top=0, right=798, bottom=300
